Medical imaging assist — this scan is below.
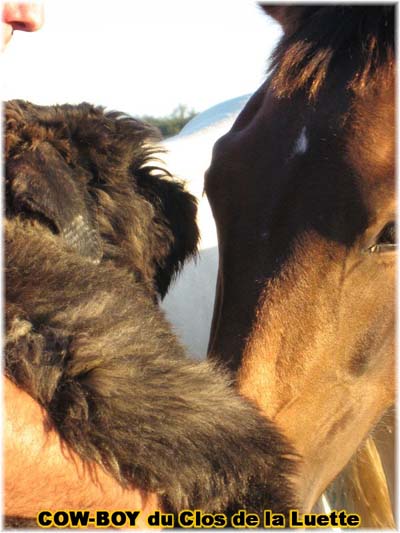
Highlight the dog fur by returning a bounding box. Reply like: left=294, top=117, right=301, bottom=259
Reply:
left=4, top=100, right=297, bottom=523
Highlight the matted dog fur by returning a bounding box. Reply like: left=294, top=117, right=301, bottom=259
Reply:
left=4, top=100, right=296, bottom=524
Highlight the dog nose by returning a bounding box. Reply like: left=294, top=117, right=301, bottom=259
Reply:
left=2, top=2, right=44, bottom=32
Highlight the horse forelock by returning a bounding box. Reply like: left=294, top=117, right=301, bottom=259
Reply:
left=268, top=6, right=395, bottom=100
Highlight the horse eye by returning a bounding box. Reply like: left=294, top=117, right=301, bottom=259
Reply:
left=365, top=221, right=396, bottom=254
left=378, top=221, right=396, bottom=244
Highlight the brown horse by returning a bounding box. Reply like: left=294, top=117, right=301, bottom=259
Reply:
left=205, top=5, right=395, bottom=525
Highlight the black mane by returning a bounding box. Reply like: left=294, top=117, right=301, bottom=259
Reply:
left=267, top=5, right=395, bottom=99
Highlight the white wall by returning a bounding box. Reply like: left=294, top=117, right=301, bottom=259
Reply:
left=160, top=96, right=249, bottom=358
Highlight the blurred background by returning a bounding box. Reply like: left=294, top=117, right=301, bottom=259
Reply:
left=2, top=0, right=282, bottom=132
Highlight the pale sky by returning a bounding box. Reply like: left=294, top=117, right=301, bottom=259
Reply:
left=2, top=0, right=282, bottom=117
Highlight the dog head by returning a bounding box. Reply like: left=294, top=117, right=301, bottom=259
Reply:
left=5, top=100, right=199, bottom=298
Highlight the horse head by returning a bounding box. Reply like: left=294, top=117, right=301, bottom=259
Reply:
left=205, top=5, right=395, bottom=513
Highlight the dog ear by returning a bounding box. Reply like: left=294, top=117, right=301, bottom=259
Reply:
left=6, top=142, right=103, bottom=263
left=134, top=167, right=199, bottom=299
left=57, top=105, right=199, bottom=297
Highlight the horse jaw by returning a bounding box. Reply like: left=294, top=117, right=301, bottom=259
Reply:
left=237, top=232, right=395, bottom=512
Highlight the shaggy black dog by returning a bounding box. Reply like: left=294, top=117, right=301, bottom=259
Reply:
left=5, top=100, right=296, bottom=525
